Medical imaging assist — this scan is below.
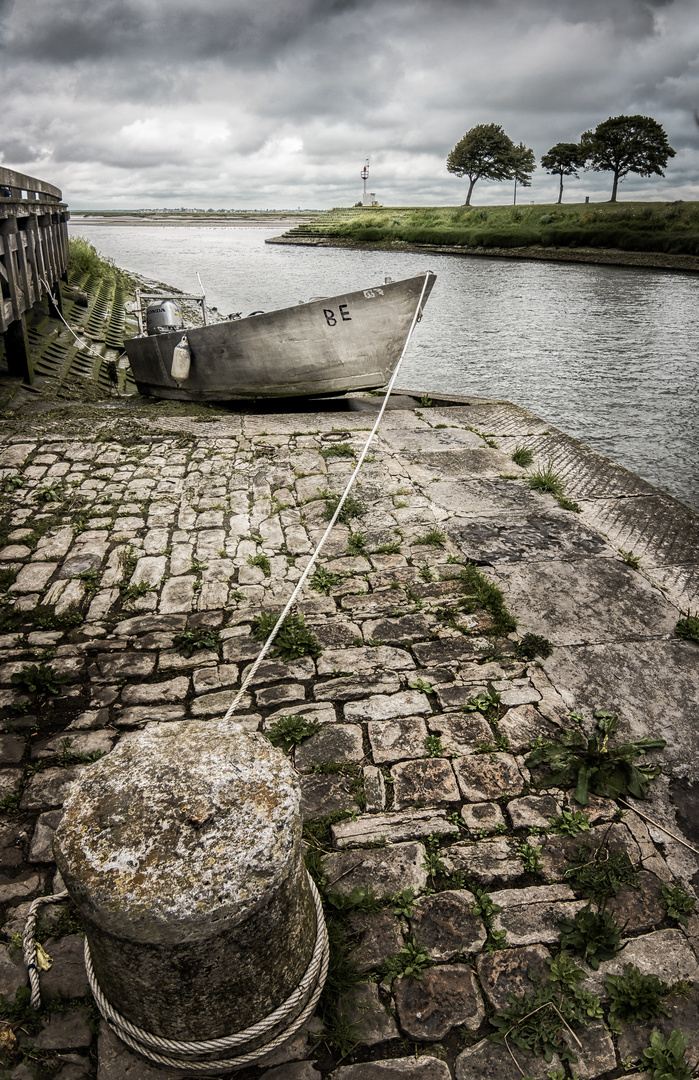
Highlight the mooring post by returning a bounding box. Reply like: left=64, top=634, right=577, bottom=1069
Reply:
left=2, top=316, right=33, bottom=383
left=53, top=720, right=327, bottom=1072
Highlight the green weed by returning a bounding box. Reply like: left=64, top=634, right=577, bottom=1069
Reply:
left=659, top=882, right=696, bottom=927
left=424, top=734, right=445, bottom=757
left=525, top=711, right=665, bottom=804
left=389, top=887, right=416, bottom=918
left=458, top=563, right=516, bottom=635
left=514, top=633, right=553, bottom=660
left=321, top=491, right=366, bottom=524
left=320, top=443, right=355, bottom=459
left=310, top=566, right=342, bottom=594
left=512, top=445, right=535, bottom=467
left=247, top=553, right=271, bottom=576
left=10, top=663, right=66, bottom=698
left=120, top=580, right=156, bottom=601
left=172, top=627, right=221, bottom=657
left=558, top=907, right=623, bottom=969
left=606, top=963, right=676, bottom=1023
left=381, top=938, right=433, bottom=985
left=251, top=611, right=322, bottom=661
left=641, top=1030, right=692, bottom=1080
left=675, top=611, right=699, bottom=644
left=563, top=841, right=639, bottom=901
left=548, top=809, right=591, bottom=837
left=414, top=528, right=446, bottom=547
left=489, top=952, right=602, bottom=1063
left=526, top=460, right=565, bottom=497
left=346, top=532, right=367, bottom=556
left=266, top=714, right=321, bottom=754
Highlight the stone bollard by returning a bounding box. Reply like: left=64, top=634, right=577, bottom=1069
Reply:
left=53, top=719, right=327, bottom=1073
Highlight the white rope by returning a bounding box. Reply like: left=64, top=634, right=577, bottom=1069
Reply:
left=39, top=276, right=125, bottom=363
left=85, top=873, right=329, bottom=1073
left=223, top=270, right=434, bottom=721
left=22, top=890, right=69, bottom=1009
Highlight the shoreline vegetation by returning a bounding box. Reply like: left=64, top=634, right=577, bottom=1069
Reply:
left=71, top=202, right=699, bottom=272
left=267, top=202, right=699, bottom=273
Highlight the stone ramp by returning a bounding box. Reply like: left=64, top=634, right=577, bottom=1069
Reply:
left=0, top=393, right=696, bottom=1078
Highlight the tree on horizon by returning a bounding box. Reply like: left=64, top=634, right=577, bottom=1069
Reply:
left=580, top=115, right=675, bottom=202
left=541, top=142, right=587, bottom=203
left=446, top=124, right=530, bottom=205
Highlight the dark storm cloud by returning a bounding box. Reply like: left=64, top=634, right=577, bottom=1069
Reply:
left=6, top=0, right=370, bottom=65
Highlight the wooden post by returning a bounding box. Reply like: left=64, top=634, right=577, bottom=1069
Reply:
left=2, top=315, right=33, bottom=382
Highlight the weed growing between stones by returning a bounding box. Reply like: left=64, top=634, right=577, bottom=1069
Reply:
left=458, top=564, right=517, bottom=635
left=558, top=907, right=623, bottom=969
left=660, top=883, right=697, bottom=927
left=346, top=531, right=367, bottom=556
left=172, top=627, right=221, bottom=657
left=619, top=548, right=642, bottom=568
left=424, top=734, right=446, bottom=758
left=516, top=840, right=544, bottom=875
left=414, top=528, right=446, bottom=547
left=470, top=889, right=508, bottom=952
left=640, top=1029, right=692, bottom=1079
left=525, top=711, right=666, bottom=804
left=548, top=809, right=592, bottom=837
left=514, top=633, right=553, bottom=660
left=247, top=552, right=271, bottom=576
left=28, top=606, right=84, bottom=631
left=380, top=938, right=433, bottom=986
left=605, top=963, right=685, bottom=1024
left=120, top=580, right=156, bottom=602
left=320, top=443, right=355, bottom=459
left=251, top=611, right=322, bottom=661
left=563, top=840, right=639, bottom=901
left=310, top=567, right=342, bottom=594
left=376, top=540, right=401, bottom=555
left=308, top=884, right=381, bottom=1058
left=462, top=688, right=502, bottom=722
left=488, top=952, right=602, bottom=1064
left=320, top=490, right=366, bottom=525
left=526, top=461, right=565, bottom=497
left=389, top=888, right=416, bottom=918
left=511, top=445, right=535, bottom=467
left=675, top=610, right=699, bottom=644
left=265, top=714, right=321, bottom=754
left=525, top=460, right=581, bottom=512
left=10, top=663, right=66, bottom=698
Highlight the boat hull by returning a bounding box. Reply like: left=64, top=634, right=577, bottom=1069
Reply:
left=124, top=272, right=435, bottom=401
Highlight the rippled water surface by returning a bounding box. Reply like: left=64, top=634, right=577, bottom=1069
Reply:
left=70, top=223, right=699, bottom=511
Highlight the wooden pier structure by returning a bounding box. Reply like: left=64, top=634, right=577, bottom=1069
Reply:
left=0, top=166, right=69, bottom=383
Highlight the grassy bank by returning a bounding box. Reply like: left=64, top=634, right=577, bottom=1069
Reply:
left=282, top=202, right=699, bottom=256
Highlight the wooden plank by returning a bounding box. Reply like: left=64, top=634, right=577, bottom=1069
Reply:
left=2, top=315, right=33, bottom=381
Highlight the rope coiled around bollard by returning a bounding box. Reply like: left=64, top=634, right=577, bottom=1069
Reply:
left=22, top=890, right=70, bottom=1009
left=85, top=873, right=329, bottom=1073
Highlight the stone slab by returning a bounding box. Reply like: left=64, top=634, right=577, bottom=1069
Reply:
left=331, top=810, right=459, bottom=849
left=323, top=842, right=428, bottom=898
left=492, top=557, right=679, bottom=646
left=395, top=963, right=484, bottom=1040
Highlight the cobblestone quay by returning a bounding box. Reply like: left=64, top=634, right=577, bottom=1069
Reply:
left=0, top=390, right=696, bottom=1079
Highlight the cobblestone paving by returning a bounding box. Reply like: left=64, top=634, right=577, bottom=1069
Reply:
left=0, top=397, right=696, bottom=1080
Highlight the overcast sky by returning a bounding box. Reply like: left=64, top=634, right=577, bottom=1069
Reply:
left=1, top=0, right=698, bottom=209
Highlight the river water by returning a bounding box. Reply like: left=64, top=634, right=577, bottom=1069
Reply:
left=69, top=222, right=699, bottom=512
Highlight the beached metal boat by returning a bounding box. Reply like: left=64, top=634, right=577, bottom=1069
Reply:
left=123, top=270, right=436, bottom=401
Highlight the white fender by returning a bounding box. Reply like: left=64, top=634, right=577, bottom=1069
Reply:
left=170, top=334, right=191, bottom=384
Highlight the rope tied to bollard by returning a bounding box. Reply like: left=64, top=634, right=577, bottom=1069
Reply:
left=84, top=874, right=329, bottom=1072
